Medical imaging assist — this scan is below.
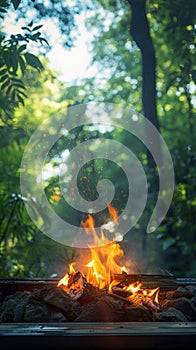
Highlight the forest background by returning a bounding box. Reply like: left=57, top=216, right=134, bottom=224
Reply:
left=0, top=0, right=195, bottom=278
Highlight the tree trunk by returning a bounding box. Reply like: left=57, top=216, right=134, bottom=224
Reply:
left=128, top=0, right=161, bottom=168
left=128, top=0, right=162, bottom=259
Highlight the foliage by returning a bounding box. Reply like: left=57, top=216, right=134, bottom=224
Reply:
left=1, top=0, right=84, bottom=48
left=59, top=0, right=196, bottom=277
left=0, top=0, right=195, bottom=278
left=0, top=62, right=77, bottom=277
left=0, top=0, right=82, bottom=277
left=0, top=1, right=49, bottom=123
left=0, top=191, right=75, bottom=277
left=0, top=22, right=46, bottom=111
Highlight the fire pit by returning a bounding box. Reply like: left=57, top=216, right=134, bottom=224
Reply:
left=0, top=213, right=195, bottom=348
left=0, top=275, right=196, bottom=350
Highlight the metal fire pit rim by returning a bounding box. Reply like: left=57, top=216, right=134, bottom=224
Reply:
left=0, top=321, right=196, bottom=337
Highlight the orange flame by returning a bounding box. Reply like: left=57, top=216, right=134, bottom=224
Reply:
left=85, top=240, right=124, bottom=289
left=108, top=204, right=119, bottom=225
left=57, top=263, right=76, bottom=289
left=58, top=206, right=160, bottom=306
left=81, top=214, right=95, bottom=232
left=57, top=273, right=69, bottom=288
left=80, top=214, right=109, bottom=247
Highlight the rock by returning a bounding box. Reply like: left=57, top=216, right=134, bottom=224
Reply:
left=75, top=298, right=120, bottom=322
left=125, top=306, right=154, bottom=322
left=33, top=285, right=83, bottom=321
left=191, top=296, right=196, bottom=308
left=165, top=287, right=193, bottom=300
left=37, top=286, right=72, bottom=314
left=0, top=289, right=68, bottom=322
left=24, top=299, right=53, bottom=322
left=0, top=292, right=29, bottom=322
left=162, top=297, right=196, bottom=320
left=48, top=311, right=67, bottom=322
left=155, top=307, right=188, bottom=322
left=94, top=299, right=120, bottom=321
left=186, top=285, right=196, bottom=297
left=68, top=301, right=82, bottom=321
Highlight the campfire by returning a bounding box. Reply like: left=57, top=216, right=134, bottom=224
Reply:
left=57, top=208, right=160, bottom=312
left=0, top=205, right=195, bottom=324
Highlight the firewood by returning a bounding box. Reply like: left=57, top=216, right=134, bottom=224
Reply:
left=111, top=286, right=131, bottom=298
left=142, top=298, right=160, bottom=312
left=113, top=274, right=178, bottom=290
left=107, top=292, right=134, bottom=306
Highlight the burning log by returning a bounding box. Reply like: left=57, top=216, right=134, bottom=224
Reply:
left=57, top=269, right=161, bottom=313
left=113, top=273, right=178, bottom=290
left=56, top=213, right=177, bottom=314
left=68, top=272, right=85, bottom=300
left=142, top=298, right=160, bottom=312
left=111, top=285, right=131, bottom=298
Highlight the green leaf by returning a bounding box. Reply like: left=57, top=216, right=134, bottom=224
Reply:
left=0, top=68, right=8, bottom=75
left=21, top=27, right=32, bottom=32
left=11, top=89, right=16, bottom=102
left=17, top=90, right=27, bottom=98
left=11, top=0, right=21, bottom=10
left=10, top=77, right=23, bottom=83
left=0, top=0, right=9, bottom=7
left=16, top=93, right=24, bottom=105
left=6, top=84, right=13, bottom=96
left=18, top=44, right=27, bottom=53
left=18, top=56, right=26, bottom=75
left=3, top=51, right=12, bottom=69
left=12, top=82, right=26, bottom=89
left=39, top=37, right=49, bottom=46
left=24, top=52, right=44, bottom=70
left=0, top=74, right=9, bottom=83
left=0, top=0, right=9, bottom=16
left=10, top=54, right=18, bottom=74
left=32, top=25, right=43, bottom=32
left=1, top=79, right=10, bottom=90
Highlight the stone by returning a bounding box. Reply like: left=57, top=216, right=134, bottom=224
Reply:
left=162, top=297, right=196, bottom=321
left=155, top=307, right=188, bottom=322
left=125, top=305, right=154, bottom=322
left=0, top=292, right=29, bottom=322
left=165, top=286, right=193, bottom=300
